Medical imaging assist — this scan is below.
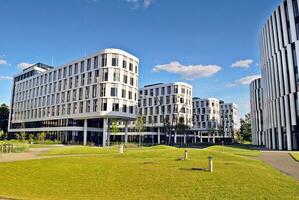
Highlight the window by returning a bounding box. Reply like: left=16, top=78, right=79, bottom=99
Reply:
left=94, top=56, right=98, bottom=69
left=88, top=72, right=92, bottom=84
left=58, top=69, right=61, bottom=79
left=69, top=78, right=72, bottom=89
left=122, top=103, right=127, bottom=113
left=129, top=106, right=133, bottom=114
left=85, top=86, right=90, bottom=99
left=167, top=86, right=171, bottom=94
left=79, top=88, right=83, bottom=100
left=87, top=58, right=91, bottom=70
left=129, top=62, right=133, bottom=71
left=63, top=67, right=67, bottom=78
left=92, top=85, right=97, bottom=98
left=123, top=74, right=128, bottom=84
left=94, top=70, right=99, bottom=83
left=73, top=89, right=77, bottom=101
left=79, top=102, right=83, bottom=113
left=75, top=76, right=79, bottom=87
left=101, top=99, right=107, bottom=111
left=81, top=74, right=85, bottom=86
left=155, top=88, right=159, bottom=96
left=135, top=65, right=138, bottom=73
left=80, top=61, right=85, bottom=73
left=113, top=69, right=120, bottom=81
left=112, top=100, right=119, bottom=111
left=100, top=83, right=106, bottom=97
left=86, top=100, right=90, bottom=112
left=74, top=63, right=78, bottom=74
left=73, top=102, right=78, bottom=114
left=130, top=77, right=134, bottom=86
left=68, top=65, right=72, bottom=76
left=67, top=91, right=70, bottom=102
left=103, top=69, right=108, bottom=81
left=93, top=99, right=98, bottom=112
left=122, top=88, right=126, bottom=98
left=110, top=84, right=118, bottom=97
left=161, top=87, right=165, bottom=95
left=112, top=54, right=119, bottom=66
left=101, top=54, right=107, bottom=67
left=123, top=59, right=127, bottom=69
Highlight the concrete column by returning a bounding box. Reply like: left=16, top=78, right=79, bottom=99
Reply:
left=213, top=133, right=215, bottom=144
left=208, top=133, right=210, bottom=143
left=103, top=118, right=108, bottom=147
left=83, top=119, right=87, bottom=146
left=125, top=120, right=128, bottom=144
left=194, top=132, right=197, bottom=143
left=174, top=131, right=177, bottom=144
left=278, top=128, right=282, bottom=150
left=157, top=128, right=161, bottom=144
left=107, top=119, right=110, bottom=146
left=184, top=134, right=186, bottom=144
left=200, top=132, right=203, bottom=143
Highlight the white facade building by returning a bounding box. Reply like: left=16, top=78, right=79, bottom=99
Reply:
left=8, top=48, right=139, bottom=146
left=220, top=102, right=237, bottom=139
left=256, top=0, right=299, bottom=150
left=192, top=97, right=237, bottom=143
left=137, top=82, right=193, bottom=144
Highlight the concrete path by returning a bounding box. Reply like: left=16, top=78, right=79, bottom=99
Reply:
left=260, top=151, right=299, bottom=180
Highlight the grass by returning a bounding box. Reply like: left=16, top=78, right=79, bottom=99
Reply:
left=290, top=152, right=299, bottom=162
left=0, top=145, right=298, bottom=200
left=28, top=144, right=63, bottom=148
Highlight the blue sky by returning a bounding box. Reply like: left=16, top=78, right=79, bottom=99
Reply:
left=0, top=0, right=281, bottom=122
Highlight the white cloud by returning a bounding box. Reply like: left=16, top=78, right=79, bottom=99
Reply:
left=126, top=0, right=153, bottom=8
left=226, top=74, right=261, bottom=87
left=152, top=61, right=221, bottom=80
left=0, top=76, right=13, bottom=80
left=0, top=59, right=9, bottom=66
left=17, top=62, right=33, bottom=69
left=231, top=59, right=254, bottom=68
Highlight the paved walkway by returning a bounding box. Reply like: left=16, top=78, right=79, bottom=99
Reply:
left=260, top=151, right=299, bottom=180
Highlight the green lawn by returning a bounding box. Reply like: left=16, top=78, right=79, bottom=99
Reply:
left=0, top=145, right=298, bottom=200
left=290, top=152, right=299, bottom=162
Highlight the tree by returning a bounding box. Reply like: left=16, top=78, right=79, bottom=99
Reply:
left=135, top=116, right=144, bottom=147
left=111, top=119, right=119, bottom=142
left=38, top=132, right=46, bottom=142
left=0, top=104, right=9, bottom=133
left=239, top=113, right=252, bottom=143
left=176, top=123, right=189, bottom=146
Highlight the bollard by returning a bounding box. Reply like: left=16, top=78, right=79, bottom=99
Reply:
left=208, top=156, right=213, bottom=172
left=119, top=144, right=124, bottom=154
left=184, top=150, right=188, bottom=160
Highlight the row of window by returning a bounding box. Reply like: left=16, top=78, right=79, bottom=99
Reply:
left=140, top=85, right=192, bottom=97
left=15, top=68, right=137, bottom=95
left=138, top=105, right=192, bottom=116
left=138, top=96, right=192, bottom=107
left=13, top=85, right=137, bottom=112
left=13, top=100, right=136, bottom=121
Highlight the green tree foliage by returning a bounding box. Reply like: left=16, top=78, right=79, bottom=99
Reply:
left=38, top=132, right=46, bottom=142
left=0, top=104, right=9, bottom=133
left=111, top=119, right=119, bottom=134
left=240, top=113, right=252, bottom=142
left=135, top=116, right=144, bottom=146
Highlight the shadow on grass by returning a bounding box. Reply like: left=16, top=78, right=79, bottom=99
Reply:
left=179, top=167, right=208, bottom=171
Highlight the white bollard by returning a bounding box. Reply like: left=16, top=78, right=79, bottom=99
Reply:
left=208, top=156, right=213, bottom=172
left=119, top=144, right=124, bottom=154
left=184, top=150, right=188, bottom=160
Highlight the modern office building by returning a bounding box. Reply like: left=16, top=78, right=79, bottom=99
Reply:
left=192, top=97, right=237, bottom=143
left=220, top=101, right=238, bottom=140
left=8, top=48, right=139, bottom=146
left=255, top=0, right=299, bottom=150
left=250, top=78, right=264, bottom=146
left=137, top=82, right=193, bottom=144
